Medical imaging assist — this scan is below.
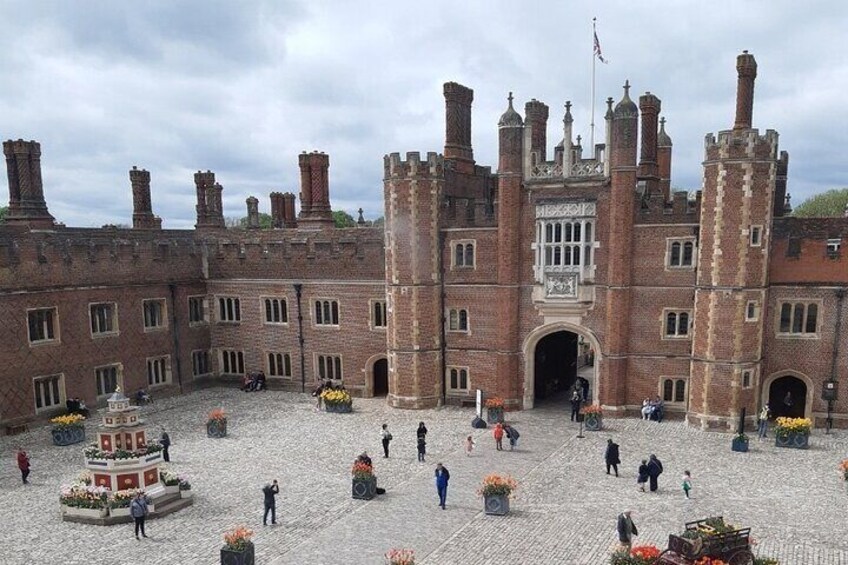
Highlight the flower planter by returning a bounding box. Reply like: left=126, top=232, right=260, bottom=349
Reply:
left=776, top=432, right=809, bottom=449
left=325, top=403, right=352, bottom=414
left=110, top=506, right=131, bottom=518
left=164, top=484, right=180, bottom=495
left=486, top=407, right=504, bottom=424
left=180, top=489, right=193, bottom=499
left=584, top=413, right=603, bottom=431
left=65, top=506, right=109, bottom=519
left=352, top=476, right=377, bottom=500
left=51, top=426, right=86, bottom=446
left=731, top=437, right=749, bottom=452
left=207, top=419, right=228, bottom=438
left=220, top=542, right=255, bottom=565
left=484, top=494, right=510, bottom=516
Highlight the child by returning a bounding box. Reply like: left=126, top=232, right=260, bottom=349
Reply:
left=465, top=435, right=475, bottom=456
left=682, top=470, right=693, bottom=499
left=417, top=436, right=426, bottom=463
left=637, top=459, right=649, bottom=492
left=493, top=423, right=504, bottom=451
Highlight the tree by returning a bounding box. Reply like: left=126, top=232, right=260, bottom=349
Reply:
left=332, top=210, right=356, bottom=228
left=792, top=188, right=848, bottom=218
left=227, top=213, right=274, bottom=229
left=0, top=206, right=7, bottom=224
left=371, top=216, right=385, bottom=227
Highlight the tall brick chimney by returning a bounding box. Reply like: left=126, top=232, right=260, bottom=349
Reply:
left=130, top=166, right=161, bottom=229
left=283, top=192, right=297, bottom=227
left=270, top=192, right=284, bottom=228
left=638, top=92, right=661, bottom=180
left=297, top=152, right=333, bottom=229
left=733, top=51, right=757, bottom=130
left=524, top=99, right=549, bottom=163
left=3, top=139, right=54, bottom=228
left=246, top=196, right=260, bottom=229
left=194, top=170, right=215, bottom=228
left=443, top=82, right=474, bottom=166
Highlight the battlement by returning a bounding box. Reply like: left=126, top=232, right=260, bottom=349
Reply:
left=637, top=190, right=701, bottom=223
left=442, top=197, right=497, bottom=228
left=3, top=138, right=40, bottom=156
left=704, top=128, right=780, bottom=161
left=384, top=152, right=444, bottom=179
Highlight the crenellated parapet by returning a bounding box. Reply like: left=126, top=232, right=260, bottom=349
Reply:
left=637, top=190, right=701, bottom=223
left=704, top=128, right=779, bottom=162
left=384, top=151, right=444, bottom=180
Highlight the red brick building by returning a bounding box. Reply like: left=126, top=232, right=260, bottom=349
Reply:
left=1, top=52, right=845, bottom=431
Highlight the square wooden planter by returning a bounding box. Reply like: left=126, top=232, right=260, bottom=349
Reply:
left=584, top=414, right=603, bottom=431
left=352, top=477, right=377, bottom=500
left=207, top=419, right=228, bottom=438
left=484, top=494, right=510, bottom=515
left=220, top=542, right=255, bottom=565
left=486, top=407, right=504, bottom=424
left=775, top=432, right=809, bottom=449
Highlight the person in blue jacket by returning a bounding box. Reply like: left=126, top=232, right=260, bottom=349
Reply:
left=435, top=462, right=450, bottom=509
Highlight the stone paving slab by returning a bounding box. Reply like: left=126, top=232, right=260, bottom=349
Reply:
left=1, top=389, right=846, bottom=564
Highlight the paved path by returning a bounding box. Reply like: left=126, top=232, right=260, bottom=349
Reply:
left=1, top=389, right=846, bottom=564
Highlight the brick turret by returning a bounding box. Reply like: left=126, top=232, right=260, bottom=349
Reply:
left=690, top=51, right=778, bottom=430
left=297, top=152, right=334, bottom=229
left=130, top=166, right=161, bottom=229
left=443, top=82, right=474, bottom=167
left=384, top=151, right=444, bottom=409
left=3, top=139, right=55, bottom=228
left=602, top=81, right=639, bottom=408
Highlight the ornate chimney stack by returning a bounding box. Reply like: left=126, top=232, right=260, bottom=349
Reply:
left=283, top=192, right=297, bottom=227
left=525, top=99, right=549, bottom=163
left=270, top=192, right=284, bottom=228
left=130, top=166, right=161, bottom=229
left=638, top=92, right=661, bottom=180
left=297, top=152, right=333, bottom=229
left=194, top=170, right=216, bottom=228
left=443, top=82, right=474, bottom=166
left=733, top=51, right=757, bottom=130
left=246, top=196, right=260, bottom=229
left=3, top=139, right=54, bottom=228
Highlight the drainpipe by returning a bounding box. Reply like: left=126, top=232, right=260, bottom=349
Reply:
left=294, top=283, right=306, bottom=393
left=438, top=232, right=447, bottom=406
left=826, top=287, right=845, bottom=433
left=168, top=283, right=184, bottom=394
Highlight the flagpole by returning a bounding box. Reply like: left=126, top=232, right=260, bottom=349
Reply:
left=590, top=17, right=596, bottom=150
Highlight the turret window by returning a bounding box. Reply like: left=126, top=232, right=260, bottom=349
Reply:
left=448, top=308, right=469, bottom=332
left=451, top=240, right=476, bottom=268
left=663, top=310, right=691, bottom=338
left=667, top=238, right=696, bottom=269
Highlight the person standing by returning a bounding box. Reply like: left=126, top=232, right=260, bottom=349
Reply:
left=381, top=423, right=392, bottom=458
left=417, top=436, right=426, bottom=463
left=263, top=480, right=279, bottom=525
left=682, top=470, right=693, bottom=499
left=505, top=425, right=520, bottom=450
left=637, top=459, right=649, bottom=492
left=758, top=403, right=771, bottom=440
left=312, top=381, right=325, bottom=411
left=130, top=491, right=149, bottom=539
left=605, top=439, right=620, bottom=477
left=435, top=463, right=450, bottom=509
left=493, top=422, right=504, bottom=451
left=647, top=454, right=663, bottom=492
left=570, top=390, right=582, bottom=422
left=16, top=447, right=30, bottom=484
left=160, top=431, right=171, bottom=462
left=416, top=422, right=428, bottom=441
left=465, top=435, right=475, bottom=457
left=616, top=510, right=638, bottom=551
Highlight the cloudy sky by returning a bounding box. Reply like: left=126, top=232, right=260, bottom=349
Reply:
left=0, top=1, right=845, bottom=228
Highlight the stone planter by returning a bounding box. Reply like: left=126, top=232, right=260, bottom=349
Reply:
left=207, top=419, right=228, bottom=438
left=180, top=489, right=193, bottom=499
left=731, top=437, right=749, bottom=452
left=220, top=542, right=255, bottom=565
left=325, top=403, right=352, bottom=414
left=164, top=484, right=180, bottom=495
left=584, top=413, right=603, bottom=431
left=65, top=506, right=109, bottom=519
left=484, top=494, right=510, bottom=516
left=110, top=506, right=131, bottom=518
left=776, top=431, right=810, bottom=449
left=486, top=407, right=504, bottom=424
left=352, top=476, right=377, bottom=500
left=51, top=426, right=86, bottom=446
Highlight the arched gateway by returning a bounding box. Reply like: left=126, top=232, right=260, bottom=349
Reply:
left=523, top=323, right=601, bottom=409
left=764, top=371, right=812, bottom=419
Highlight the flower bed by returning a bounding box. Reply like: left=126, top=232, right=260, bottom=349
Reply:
left=221, top=526, right=254, bottom=565
left=478, top=474, right=517, bottom=515
left=385, top=548, right=415, bottom=565
left=207, top=409, right=228, bottom=438
left=352, top=460, right=376, bottom=500
left=50, top=414, right=87, bottom=446
left=485, top=398, right=505, bottom=424
left=609, top=544, right=661, bottom=565
left=84, top=443, right=163, bottom=460
left=60, top=483, right=109, bottom=510
left=322, top=389, right=353, bottom=412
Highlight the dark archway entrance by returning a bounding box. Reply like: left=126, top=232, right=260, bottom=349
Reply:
left=373, top=358, right=389, bottom=397
left=768, top=375, right=807, bottom=418
left=534, top=331, right=579, bottom=403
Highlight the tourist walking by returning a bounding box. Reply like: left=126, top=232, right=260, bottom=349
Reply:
left=637, top=459, right=649, bottom=492
left=616, top=510, right=638, bottom=551
left=435, top=463, right=450, bottom=509
left=493, top=422, right=504, bottom=451
left=570, top=390, right=582, bottom=422
left=263, top=480, right=279, bottom=525
left=647, top=454, right=663, bottom=492
left=465, top=435, right=475, bottom=456
left=758, top=403, right=771, bottom=440
left=381, top=423, right=392, bottom=458
left=160, top=430, right=171, bottom=462
left=505, top=425, right=520, bottom=450
left=605, top=439, right=620, bottom=477
left=130, top=491, right=149, bottom=539
left=417, top=436, right=426, bottom=463
left=682, top=470, right=693, bottom=499
left=312, top=381, right=325, bottom=411
left=16, top=447, right=30, bottom=484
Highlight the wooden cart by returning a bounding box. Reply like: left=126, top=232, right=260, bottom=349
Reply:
left=655, top=517, right=755, bottom=565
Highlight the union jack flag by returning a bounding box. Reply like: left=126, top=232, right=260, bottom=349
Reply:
left=594, top=31, right=608, bottom=64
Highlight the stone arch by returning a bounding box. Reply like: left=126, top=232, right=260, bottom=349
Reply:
left=762, top=369, right=814, bottom=419
left=522, top=322, right=602, bottom=409
left=364, top=353, right=389, bottom=398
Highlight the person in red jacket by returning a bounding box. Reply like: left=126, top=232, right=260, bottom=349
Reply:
left=493, top=423, right=504, bottom=451
left=16, top=447, right=30, bottom=484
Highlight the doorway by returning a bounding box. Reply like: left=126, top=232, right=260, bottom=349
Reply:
left=373, top=358, right=389, bottom=397
left=768, top=375, right=807, bottom=419
left=533, top=331, right=579, bottom=403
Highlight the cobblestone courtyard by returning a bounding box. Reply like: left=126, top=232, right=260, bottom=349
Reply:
left=1, top=389, right=847, bottom=565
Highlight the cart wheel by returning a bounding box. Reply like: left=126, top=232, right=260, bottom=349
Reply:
left=728, top=549, right=755, bottom=565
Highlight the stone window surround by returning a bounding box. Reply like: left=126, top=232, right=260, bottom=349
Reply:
left=216, top=296, right=242, bottom=324
left=745, top=300, right=760, bottom=322
left=33, top=373, right=66, bottom=413
left=370, top=299, right=387, bottom=331
left=314, top=353, right=343, bottom=381
left=267, top=351, right=293, bottom=378
left=219, top=349, right=245, bottom=376
left=741, top=367, right=756, bottom=390
left=27, top=306, right=60, bottom=346
left=446, top=366, right=470, bottom=393
left=447, top=307, right=470, bottom=333
left=659, top=376, right=687, bottom=405
left=665, top=237, right=697, bottom=270
left=262, top=296, right=289, bottom=325
left=749, top=224, right=763, bottom=247
left=142, top=298, right=168, bottom=332
left=146, top=355, right=172, bottom=387
left=94, top=363, right=123, bottom=398
left=89, top=302, right=119, bottom=337
left=191, top=349, right=212, bottom=377
left=187, top=295, right=209, bottom=326
left=450, top=239, right=476, bottom=269
left=312, top=298, right=340, bottom=328
left=661, top=308, right=692, bottom=340
left=776, top=299, right=822, bottom=339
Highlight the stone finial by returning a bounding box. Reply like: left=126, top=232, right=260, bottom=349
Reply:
left=564, top=101, right=573, bottom=124
left=357, top=207, right=365, bottom=225
left=605, top=97, right=614, bottom=120
left=498, top=92, right=523, bottom=127
left=784, top=193, right=792, bottom=214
